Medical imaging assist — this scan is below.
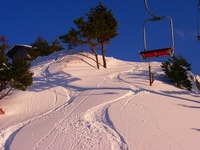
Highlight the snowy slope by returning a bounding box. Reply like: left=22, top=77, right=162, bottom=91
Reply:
left=0, top=50, right=200, bottom=150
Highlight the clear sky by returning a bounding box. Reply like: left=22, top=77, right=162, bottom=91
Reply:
left=1, top=0, right=200, bottom=74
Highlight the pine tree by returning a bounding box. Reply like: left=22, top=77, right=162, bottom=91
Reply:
left=86, top=2, right=118, bottom=68
left=0, top=36, right=33, bottom=100
left=59, top=2, right=118, bottom=69
left=50, top=38, right=63, bottom=52
left=31, top=36, right=50, bottom=56
left=161, top=55, right=192, bottom=91
left=10, top=59, right=33, bottom=91
left=73, top=17, right=100, bottom=69
left=60, top=28, right=82, bottom=51
left=0, top=36, right=10, bottom=96
left=60, top=19, right=101, bottom=69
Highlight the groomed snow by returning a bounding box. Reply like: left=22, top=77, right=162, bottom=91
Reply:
left=0, top=50, right=200, bottom=150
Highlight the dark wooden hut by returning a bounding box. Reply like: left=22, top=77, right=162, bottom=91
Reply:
left=7, top=44, right=33, bottom=60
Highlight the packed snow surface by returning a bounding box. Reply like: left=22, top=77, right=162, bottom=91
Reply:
left=0, top=50, right=200, bottom=150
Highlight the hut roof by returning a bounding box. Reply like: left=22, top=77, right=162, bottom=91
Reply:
left=7, top=44, right=33, bottom=59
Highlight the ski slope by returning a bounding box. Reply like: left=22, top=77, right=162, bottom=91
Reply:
left=0, top=50, right=200, bottom=150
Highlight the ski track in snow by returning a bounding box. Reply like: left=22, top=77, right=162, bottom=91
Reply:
left=115, top=68, right=184, bottom=150
left=66, top=67, right=137, bottom=150
left=81, top=65, right=184, bottom=150
left=0, top=57, right=120, bottom=150
left=0, top=61, right=134, bottom=150
left=33, top=80, right=106, bottom=150
left=32, top=67, right=133, bottom=150
left=0, top=56, right=75, bottom=150
left=0, top=55, right=188, bottom=150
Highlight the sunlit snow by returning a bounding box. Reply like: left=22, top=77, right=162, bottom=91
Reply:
left=0, top=50, right=200, bottom=150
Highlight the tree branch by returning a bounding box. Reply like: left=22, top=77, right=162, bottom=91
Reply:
left=0, top=88, right=13, bottom=100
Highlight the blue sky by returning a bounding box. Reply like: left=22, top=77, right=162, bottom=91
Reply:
left=1, top=0, right=200, bottom=74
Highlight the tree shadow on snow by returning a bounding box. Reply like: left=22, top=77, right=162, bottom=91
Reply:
left=177, top=104, right=200, bottom=109
left=28, top=69, right=83, bottom=92
left=77, top=53, right=103, bottom=68
left=28, top=66, right=131, bottom=95
left=149, top=90, right=200, bottom=106
left=191, top=128, right=200, bottom=132
left=126, top=70, right=200, bottom=106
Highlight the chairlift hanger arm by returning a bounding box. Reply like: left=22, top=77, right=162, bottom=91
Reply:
left=144, top=0, right=156, bottom=18
left=144, top=0, right=166, bottom=19
left=144, top=0, right=167, bottom=21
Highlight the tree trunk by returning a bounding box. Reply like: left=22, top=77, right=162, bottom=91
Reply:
left=0, top=88, right=13, bottom=100
left=101, top=42, right=107, bottom=68
left=89, top=44, right=100, bottom=69
left=94, top=52, right=100, bottom=69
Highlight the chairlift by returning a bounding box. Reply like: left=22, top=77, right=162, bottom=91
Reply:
left=139, top=0, right=175, bottom=60
left=197, top=19, right=200, bottom=41
left=197, top=0, right=200, bottom=40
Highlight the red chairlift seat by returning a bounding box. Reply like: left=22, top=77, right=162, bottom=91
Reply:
left=197, top=36, right=200, bottom=40
left=140, top=47, right=174, bottom=60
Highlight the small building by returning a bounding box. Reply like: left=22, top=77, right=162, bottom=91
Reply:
left=7, top=44, right=33, bottom=60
